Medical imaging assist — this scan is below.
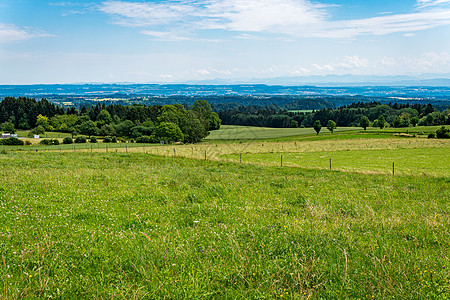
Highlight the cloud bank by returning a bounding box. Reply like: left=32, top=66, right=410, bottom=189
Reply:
left=0, top=23, right=53, bottom=43
left=98, top=0, right=450, bottom=39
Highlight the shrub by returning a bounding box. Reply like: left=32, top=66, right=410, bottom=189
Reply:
left=428, top=133, right=436, bottom=139
left=135, top=136, right=155, bottom=143
left=63, top=137, right=73, bottom=144
left=436, top=126, right=450, bottom=139
left=40, top=139, right=50, bottom=145
left=103, top=136, right=117, bottom=143
left=40, top=139, right=59, bottom=146
left=74, top=136, right=87, bottom=143
left=31, top=125, right=45, bottom=136
left=90, top=137, right=98, bottom=143
left=0, top=137, right=24, bottom=146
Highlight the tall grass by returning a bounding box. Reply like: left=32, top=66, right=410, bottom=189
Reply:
left=0, top=151, right=448, bottom=298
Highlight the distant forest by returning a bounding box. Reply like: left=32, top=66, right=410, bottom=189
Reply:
left=217, top=102, right=450, bottom=128
left=0, top=97, right=220, bottom=143
left=1, top=97, right=450, bottom=143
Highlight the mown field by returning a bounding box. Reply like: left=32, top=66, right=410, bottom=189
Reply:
left=205, top=125, right=360, bottom=140
left=0, top=126, right=449, bottom=298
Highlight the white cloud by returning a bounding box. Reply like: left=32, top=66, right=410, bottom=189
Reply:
left=403, top=51, right=450, bottom=71
left=0, top=23, right=53, bottom=43
left=98, top=0, right=450, bottom=39
left=312, top=56, right=369, bottom=72
left=100, top=0, right=197, bottom=27
left=141, top=30, right=189, bottom=41
left=416, top=0, right=450, bottom=8
left=321, top=9, right=450, bottom=38
left=200, top=0, right=327, bottom=32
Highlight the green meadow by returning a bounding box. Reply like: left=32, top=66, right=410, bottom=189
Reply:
left=0, top=126, right=449, bottom=298
left=205, top=125, right=360, bottom=140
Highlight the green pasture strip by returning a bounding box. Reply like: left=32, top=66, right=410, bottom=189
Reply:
left=378, top=125, right=448, bottom=134
left=205, top=125, right=360, bottom=140
left=15, top=131, right=73, bottom=139
left=0, top=142, right=161, bottom=153
left=221, top=146, right=450, bottom=177
left=0, top=152, right=448, bottom=298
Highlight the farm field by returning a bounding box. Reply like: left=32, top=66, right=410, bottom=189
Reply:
left=0, top=151, right=449, bottom=299
left=0, top=126, right=449, bottom=298
left=221, top=146, right=450, bottom=176
left=205, top=125, right=360, bottom=140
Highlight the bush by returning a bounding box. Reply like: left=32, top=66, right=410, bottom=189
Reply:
left=135, top=135, right=155, bottom=143
left=90, top=137, right=98, bottom=143
left=39, top=139, right=59, bottom=146
left=0, top=137, right=24, bottom=146
left=74, top=136, right=87, bottom=143
left=31, top=125, right=45, bottom=136
left=63, top=137, right=73, bottom=144
left=103, top=136, right=117, bottom=143
left=428, top=133, right=436, bottom=139
left=436, top=126, right=450, bottom=139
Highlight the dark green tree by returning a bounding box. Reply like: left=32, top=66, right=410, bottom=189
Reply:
left=411, top=116, right=419, bottom=127
left=155, top=122, right=184, bottom=143
left=31, top=125, right=45, bottom=136
left=97, top=109, right=113, bottom=125
left=313, top=120, right=322, bottom=135
left=192, top=100, right=221, bottom=131
left=436, top=126, right=450, bottom=139
left=326, top=120, right=336, bottom=133
left=1, top=122, right=16, bottom=133
left=378, top=115, right=386, bottom=129
left=79, top=120, right=98, bottom=138
left=115, top=120, right=134, bottom=137
left=359, top=116, right=370, bottom=130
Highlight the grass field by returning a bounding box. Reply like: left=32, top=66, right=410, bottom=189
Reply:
left=1, top=126, right=449, bottom=298
left=205, top=125, right=360, bottom=140
left=221, top=147, right=450, bottom=176
left=0, top=151, right=448, bottom=298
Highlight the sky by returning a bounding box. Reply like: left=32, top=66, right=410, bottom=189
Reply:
left=1, top=0, right=450, bottom=84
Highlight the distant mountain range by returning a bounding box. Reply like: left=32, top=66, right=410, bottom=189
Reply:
left=184, top=74, right=450, bottom=87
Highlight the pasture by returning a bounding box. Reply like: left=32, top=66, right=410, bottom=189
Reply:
left=0, top=126, right=449, bottom=298
left=205, top=125, right=360, bottom=140
left=0, top=151, right=448, bottom=299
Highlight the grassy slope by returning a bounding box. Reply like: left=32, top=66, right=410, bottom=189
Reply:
left=205, top=125, right=360, bottom=140
left=205, top=125, right=446, bottom=141
left=0, top=152, right=449, bottom=299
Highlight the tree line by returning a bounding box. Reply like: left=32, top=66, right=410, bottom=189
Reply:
left=0, top=97, right=220, bottom=143
left=217, top=101, right=450, bottom=129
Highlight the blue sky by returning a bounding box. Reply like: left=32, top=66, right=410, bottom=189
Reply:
left=1, top=0, right=450, bottom=84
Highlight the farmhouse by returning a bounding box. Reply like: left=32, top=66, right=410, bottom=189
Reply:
left=0, top=133, right=11, bottom=139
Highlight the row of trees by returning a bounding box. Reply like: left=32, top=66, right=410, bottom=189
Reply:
left=218, top=102, right=450, bottom=129
left=0, top=98, right=221, bottom=143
